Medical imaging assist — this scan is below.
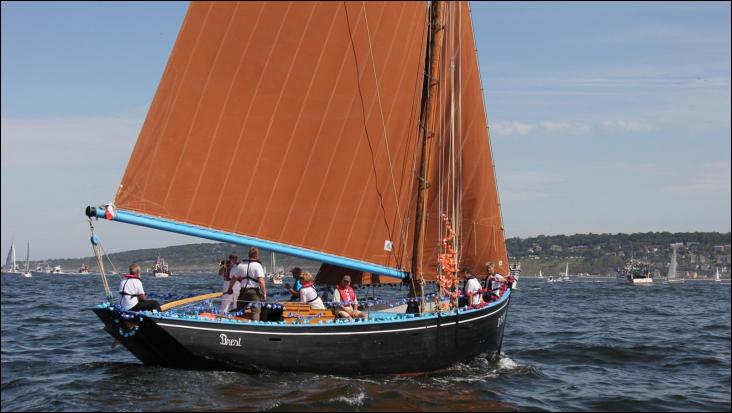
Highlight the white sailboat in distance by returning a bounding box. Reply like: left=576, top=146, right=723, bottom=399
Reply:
left=22, top=242, right=32, bottom=278
left=4, top=242, right=19, bottom=273
left=667, top=243, right=683, bottom=283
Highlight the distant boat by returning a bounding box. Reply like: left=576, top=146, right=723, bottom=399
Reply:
left=269, top=273, right=284, bottom=285
left=509, top=262, right=521, bottom=288
left=620, top=260, right=653, bottom=285
left=562, top=263, right=570, bottom=281
left=4, top=242, right=20, bottom=273
left=49, top=265, right=64, bottom=274
left=21, top=242, right=32, bottom=278
left=546, top=275, right=559, bottom=283
left=714, top=267, right=721, bottom=282
left=538, top=268, right=543, bottom=278
left=79, top=264, right=91, bottom=274
left=667, top=243, right=683, bottom=283
left=151, top=256, right=171, bottom=278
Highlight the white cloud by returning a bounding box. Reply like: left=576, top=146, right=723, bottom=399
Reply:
left=600, top=120, right=655, bottom=132
left=490, top=120, right=536, bottom=137
left=1, top=116, right=142, bottom=168
left=490, top=119, right=654, bottom=138
left=539, top=121, right=592, bottom=134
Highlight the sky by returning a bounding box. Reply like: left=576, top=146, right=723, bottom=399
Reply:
left=1, top=1, right=730, bottom=260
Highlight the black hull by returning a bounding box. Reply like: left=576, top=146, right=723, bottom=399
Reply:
left=94, top=293, right=511, bottom=375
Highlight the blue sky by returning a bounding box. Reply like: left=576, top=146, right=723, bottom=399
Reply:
left=2, top=1, right=730, bottom=260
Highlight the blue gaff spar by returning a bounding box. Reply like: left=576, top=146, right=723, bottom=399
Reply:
left=87, top=0, right=513, bottom=374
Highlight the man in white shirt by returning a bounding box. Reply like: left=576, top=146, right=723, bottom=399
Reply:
left=119, top=263, right=161, bottom=312
left=483, top=261, right=507, bottom=301
left=333, top=275, right=366, bottom=319
left=461, top=267, right=483, bottom=306
left=227, top=247, right=267, bottom=321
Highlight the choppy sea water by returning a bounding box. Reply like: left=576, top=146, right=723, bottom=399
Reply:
left=2, top=273, right=730, bottom=411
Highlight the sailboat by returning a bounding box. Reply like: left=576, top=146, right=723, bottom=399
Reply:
left=538, top=268, right=543, bottom=278
left=151, top=256, right=171, bottom=278
left=86, top=1, right=512, bottom=374
left=562, top=262, right=570, bottom=281
left=714, top=267, right=721, bottom=282
left=268, top=251, right=283, bottom=285
left=4, top=242, right=19, bottom=273
left=667, top=243, right=683, bottom=283
left=509, top=262, right=520, bottom=289
left=21, top=242, right=32, bottom=278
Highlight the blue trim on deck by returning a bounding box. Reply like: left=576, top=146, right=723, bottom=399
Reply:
left=91, top=207, right=407, bottom=279
left=142, top=289, right=512, bottom=328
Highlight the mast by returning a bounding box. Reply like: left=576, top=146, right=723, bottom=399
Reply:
left=409, top=1, right=444, bottom=309
left=25, top=242, right=30, bottom=273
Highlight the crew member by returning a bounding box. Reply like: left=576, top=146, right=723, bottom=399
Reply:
left=119, top=263, right=161, bottom=312
left=299, top=272, right=326, bottom=310
left=220, top=254, right=239, bottom=313
left=333, top=275, right=366, bottom=319
left=461, top=267, right=483, bottom=307
left=483, top=261, right=508, bottom=301
left=284, top=266, right=303, bottom=302
left=227, top=247, right=266, bottom=321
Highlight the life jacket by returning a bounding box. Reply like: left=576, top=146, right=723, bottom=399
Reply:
left=300, top=282, right=320, bottom=303
left=336, top=285, right=356, bottom=305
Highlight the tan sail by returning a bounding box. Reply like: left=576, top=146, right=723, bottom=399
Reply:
left=113, top=1, right=506, bottom=282
left=116, top=2, right=428, bottom=273
left=316, top=2, right=507, bottom=284
left=419, top=2, right=509, bottom=279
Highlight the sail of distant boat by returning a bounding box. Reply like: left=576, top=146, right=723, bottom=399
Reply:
left=24, top=242, right=29, bottom=273
left=86, top=1, right=512, bottom=374
left=5, top=242, right=17, bottom=272
left=21, top=242, right=32, bottom=277
left=667, top=244, right=678, bottom=280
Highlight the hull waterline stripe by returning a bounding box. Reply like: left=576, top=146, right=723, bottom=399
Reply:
left=90, top=207, right=407, bottom=279
left=155, top=299, right=509, bottom=336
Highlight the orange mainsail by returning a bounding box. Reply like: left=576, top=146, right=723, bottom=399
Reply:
left=111, top=1, right=508, bottom=282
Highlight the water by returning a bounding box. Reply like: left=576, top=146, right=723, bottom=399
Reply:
left=2, top=274, right=730, bottom=411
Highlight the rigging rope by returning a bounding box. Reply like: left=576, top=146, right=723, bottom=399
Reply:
left=88, top=217, right=113, bottom=299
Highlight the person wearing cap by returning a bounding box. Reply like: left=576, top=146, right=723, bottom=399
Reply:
left=219, top=254, right=239, bottom=313
left=299, top=272, right=326, bottom=310
left=332, top=275, right=366, bottom=319
left=461, top=267, right=483, bottom=307
left=284, top=267, right=303, bottom=302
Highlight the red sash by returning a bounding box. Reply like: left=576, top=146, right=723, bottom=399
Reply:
left=336, top=285, right=355, bottom=304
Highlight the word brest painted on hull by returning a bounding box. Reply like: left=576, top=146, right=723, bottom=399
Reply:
left=87, top=1, right=512, bottom=374
left=219, top=334, right=242, bottom=347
